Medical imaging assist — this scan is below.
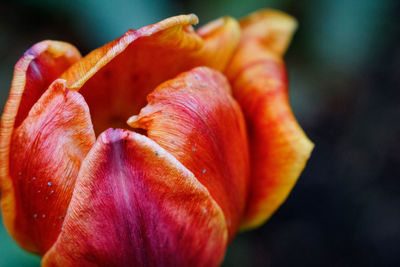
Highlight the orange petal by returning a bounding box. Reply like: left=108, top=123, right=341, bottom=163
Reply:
left=128, top=67, right=249, bottom=240
left=225, top=10, right=314, bottom=230
left=1, top=79, right=95, bottom=254
left=42, top=129, right=227, bottom=267
left=61, top=14, right=240, bottom=135
left=0, top=41, right=85, bottom=253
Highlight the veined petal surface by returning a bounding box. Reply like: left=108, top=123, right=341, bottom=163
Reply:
left=42, top=129, right=227, bottom=267
left=6, top=80, right=95, bottom=253
left=0, top=41, right=90, bottom=254
left=129, top=67, right=249, bottom=239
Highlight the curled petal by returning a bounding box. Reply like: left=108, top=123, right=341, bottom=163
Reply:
left=128, top=67, right=249, bottom=240
left=0, top=41, right=86, bottom=253
left=61, top=14, right=240, bottom=134
left=225, top=10, right=314, bottom=230
left=4, top=41, right=81, bottom=128
left=42, top=129, right=227, bottom=267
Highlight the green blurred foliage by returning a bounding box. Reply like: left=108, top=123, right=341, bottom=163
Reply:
left=0, top=214, right=40, bottom=266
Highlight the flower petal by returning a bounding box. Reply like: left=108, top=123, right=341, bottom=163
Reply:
left=42, top=129, right=227, bottom=267
left=1, top=79, right=95, bottom=254
left=0, top=41, right=85, bottom=253
left=196, top=16, right=241, bottom=71
left=61, top=14, right=240, bottom=134
left=3, top=41, right=81, bottom=128
left=225, top=10, right=314, bottom=230
left=128, top=67, right=249, bottom=240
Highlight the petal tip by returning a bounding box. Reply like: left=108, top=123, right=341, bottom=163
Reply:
left=197, top=16, right=239, bottom=37
left=126, top=115, right=138, bottom=128
left=240, top=9, right=298, bottom=55
left=156, top=13, right=199, bottom=30
left=241, top=9, right=298, bottom=28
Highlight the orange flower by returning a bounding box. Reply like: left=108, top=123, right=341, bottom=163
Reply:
left=0, top=9, right=313, bottom=266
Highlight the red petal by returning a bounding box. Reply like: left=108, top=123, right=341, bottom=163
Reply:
left=6, top=41, right=81, bottom=127
left=225, top=10, right=314, bottom=230
left=0, top=41, right=85, bottom=253
left=60, top=15, right=240, bottom=134
left=2, top=79, right=95, bottom=254
left=42, top=129, right=227, bottom=267
left=128, top=67, right=249, bottom=240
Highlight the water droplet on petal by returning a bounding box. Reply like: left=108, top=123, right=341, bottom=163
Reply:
left=42, top=214, right=46, bottom=218
left=32, top=177, right=36, bottom=181
left=33, top=214, right=38, bottom=218
left=202, top=207, right=207, bottom=215
left=202, top=169, right=206, bottom=174
left=50, top=190, right=55, bottom=194
left=47, top=182, right=52, bottom=186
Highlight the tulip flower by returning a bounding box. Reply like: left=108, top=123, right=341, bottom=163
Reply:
left=0, top=9, right=313, bottom=266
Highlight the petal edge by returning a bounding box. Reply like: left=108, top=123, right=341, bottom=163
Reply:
left=225, top=10, right=313, bottom=230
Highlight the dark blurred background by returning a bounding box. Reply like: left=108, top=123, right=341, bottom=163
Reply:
left=1, top=0, right=399, bottom=266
